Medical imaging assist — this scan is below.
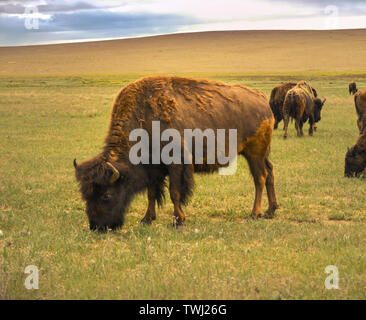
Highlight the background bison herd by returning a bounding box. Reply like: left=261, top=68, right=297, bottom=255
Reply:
left=270, top=80, right=365, bottom=177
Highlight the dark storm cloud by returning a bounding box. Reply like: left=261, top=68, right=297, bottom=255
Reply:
left=43, top=10, right=200, bottom=32
left=0, top=10, right=201, bottom=46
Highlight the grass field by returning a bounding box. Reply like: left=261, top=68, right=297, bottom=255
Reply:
left=1, top=31, right=366, bottom=299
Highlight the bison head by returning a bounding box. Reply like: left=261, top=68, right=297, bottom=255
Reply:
left=74, top=157, right=134, bottom=231
left=344, top=145, right=366, bottom=177
left=313, top=98, right=326, bottom=123
left=349, top=82, right=357, bottom=95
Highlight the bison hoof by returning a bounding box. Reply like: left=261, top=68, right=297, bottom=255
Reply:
left=172, top=217, right=184, bottom=229
left=263, top=211, right=275, bottom=219
left=250, top=213, right=262, bottom=219
left=140, top=217, right=153, bottom=225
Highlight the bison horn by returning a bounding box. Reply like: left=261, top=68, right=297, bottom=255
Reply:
left=73, top=159, right=78, bottom=169
left=106, top=162, right=120, bottom=184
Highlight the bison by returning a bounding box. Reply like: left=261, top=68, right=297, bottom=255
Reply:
left=354, top=88, right=366, bottom=134
left=74, top=76, right=279, bottom=231
left=269, top=82, right=296, bottom=130
left=282, top=81, right=326, bottom=138
left=269, top=82, right=319, bottom=131
left=345, top=128, right=366, bottom=177
left=349, top=81, right=358, bottom=95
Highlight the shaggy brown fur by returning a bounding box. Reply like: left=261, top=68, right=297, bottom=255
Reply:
left=349, top=81, right=358, bottom=95
left=74, top=76, right=279, bottom=231
left=269, top=82, right=296, bottom=129
left=345, top=128, right=366, bottom=177
left=282, top=81, right=326, bottom=138
left=269, top=82, right=319, bottom=130
left=354, top=88, right=366, bottom=134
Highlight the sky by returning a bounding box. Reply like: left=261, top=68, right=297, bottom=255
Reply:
left=1, top=0, right=366, bottom=46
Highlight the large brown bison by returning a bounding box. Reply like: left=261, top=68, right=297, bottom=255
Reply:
left=74, top=76, right=279, bottom=231
left=345, top=128, right=366, bottom=177
left=354, top=88, right=366, bottom=134
left=282, top=81, right=326, bottom=138
left=349, top=81, right=358, bottom=95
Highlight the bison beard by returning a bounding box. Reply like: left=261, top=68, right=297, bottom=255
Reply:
left=74, top=76, right=279, bottom=231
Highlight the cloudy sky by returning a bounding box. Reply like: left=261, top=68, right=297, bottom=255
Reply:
left=1, top=0, right=366, bottom=46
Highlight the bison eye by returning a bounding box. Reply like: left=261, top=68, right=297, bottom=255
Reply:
left=101, top=193, right=112, bottom=202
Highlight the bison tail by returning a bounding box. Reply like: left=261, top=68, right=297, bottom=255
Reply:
left=283, top=91, right=297, bottom=120
left=179, top=164, right=194, bottom=205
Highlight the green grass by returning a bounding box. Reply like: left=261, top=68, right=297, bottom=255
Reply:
left=0, top=74, right=366, bottom=299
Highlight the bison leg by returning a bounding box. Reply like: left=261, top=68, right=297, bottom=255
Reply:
left=246, top=156, right=268, bottom=218
left=308, top=116, right=314, bottom=136
left=140, top=187, right=157, bottom=225
left=283, top=115, right=290, bottom=139
left=141, top=169, right=166, bottom=225
left=299, top=121, right=304, bottom=136
left=168, top=165, right=188, bottom=228
left=274, top=114, right=281, bottom=130
left=295, top=118, right=304, bottom=137
left=263, top=157, right=279, bottom=218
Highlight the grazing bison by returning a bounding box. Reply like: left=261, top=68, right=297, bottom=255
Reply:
left=345, top=128, right=366, bottom=177
left=74, top=76, right=279, bottom=231
left=269, top=82, right=296, bottom=129
left=349, top=81, right=358, bottom=95
left=269, top=82, right=318, bottom=130
left=282, top=81, right=326, bottom=138
left=354, top=88, right=366, bottom=133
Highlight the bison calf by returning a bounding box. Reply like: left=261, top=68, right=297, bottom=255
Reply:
left=74, top=76, right=279, bottom=231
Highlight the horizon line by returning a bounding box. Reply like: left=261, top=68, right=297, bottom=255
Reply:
left=2, top=27, right=366, bottom=49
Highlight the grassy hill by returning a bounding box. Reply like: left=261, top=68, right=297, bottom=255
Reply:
left=1, top=29, right=366, bottom=76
